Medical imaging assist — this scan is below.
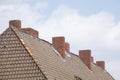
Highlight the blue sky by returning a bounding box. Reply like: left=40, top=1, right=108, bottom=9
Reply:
left=0, top=0, right=120, bottom=80
left=31, top=0, right=120, bottom=20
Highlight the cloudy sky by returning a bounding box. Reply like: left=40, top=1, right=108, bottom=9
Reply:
left=0, top=0, right=120, bottom=80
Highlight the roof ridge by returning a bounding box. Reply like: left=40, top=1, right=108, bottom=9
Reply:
left=12, top=26, right=52, bottom=45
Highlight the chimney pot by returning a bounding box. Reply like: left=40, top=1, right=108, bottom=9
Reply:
left=9, top=20, right=21, bottom=30
left=79, top=50, right=92, bottom=70
left=96, top=61, right=105, bottom=70
left=52, top=36, right=65, bottom=58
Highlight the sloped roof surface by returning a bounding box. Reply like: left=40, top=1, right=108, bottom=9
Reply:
left=0, top=27, right=47, bottom=80
left=0, top=27, right=114, bottom=80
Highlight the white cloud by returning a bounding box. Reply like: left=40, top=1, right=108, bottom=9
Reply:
left=0, top=2, right=48, bottom=34
left=106, top=22, right=120, bottom=46
left=38, top=5, right=120, bottom=80
left=39, top=5, right=119, bottom=52
left=37, top=5, right=120, bottom=57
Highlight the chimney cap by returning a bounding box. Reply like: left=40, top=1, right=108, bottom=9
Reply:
left=96, top=61, right=105, bottom=69
left=79, top=49, right=91, bottom=52
left=9, top=20, right=21, bottom=30
left=52, top=36, right=65, bottom=39
left=79, top=49, right=91, bottom=57
left=9, top=20, right=21, bottom=22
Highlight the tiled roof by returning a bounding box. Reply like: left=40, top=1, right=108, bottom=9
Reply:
left=0, top=27, right=47, bottom=80
left=0, top=26, right=114, bottom=80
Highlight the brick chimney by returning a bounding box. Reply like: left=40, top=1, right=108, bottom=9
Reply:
left=65, top=42, right=70, bottom=52
left=96, top=61, right=105, bottom=69
left=9, top=20, right=21, bottom=31
left=22, top=28, right=39, bottom=38
left=52, top=36, right=65, bottom=58
left=79, top=50, right=92, bottom=70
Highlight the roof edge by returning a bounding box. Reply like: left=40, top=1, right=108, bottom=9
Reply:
left=10, top=26, right=48, bottom=79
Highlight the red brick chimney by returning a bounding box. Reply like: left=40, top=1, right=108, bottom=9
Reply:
left=22, top=28, right=39, bottom=38
left=65, top=42, right=70, bottom=52
left=96, top=61, right=105, bottom=69
left=52, top=36, right=65, bottom=58
left=79, top=50, right=92, bottom=70
left=9, top=20, right=21, bottom=31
